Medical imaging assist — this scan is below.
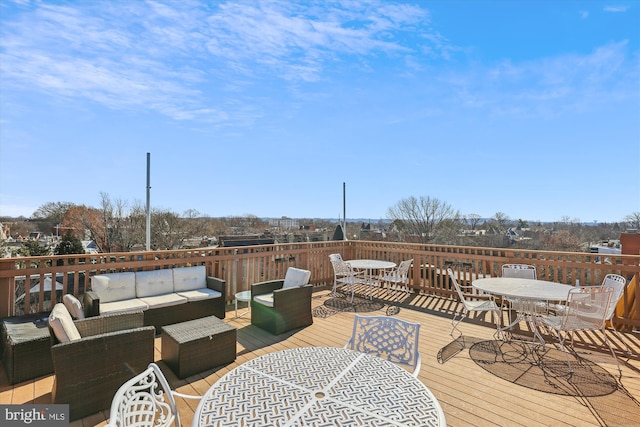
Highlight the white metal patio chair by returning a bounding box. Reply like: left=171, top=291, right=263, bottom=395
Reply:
left=329, top=254, right=365, bottom=302
left=539, top=286, right=620, bottom=373
left=448, top=268, right=502, bottom=340
left=106, top=362, right=202, bottom=427
left=377, top=259, right=413, bottom=302
left=600, top=274, right=632, bottom=356
left=501, top=263, right=539, bottom=318
left=344, top=314, right=422, bottom=377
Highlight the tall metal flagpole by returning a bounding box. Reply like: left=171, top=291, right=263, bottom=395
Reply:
left=343, top=182, right=347, bottom=241
left=146, top=153, right=151, bottom=251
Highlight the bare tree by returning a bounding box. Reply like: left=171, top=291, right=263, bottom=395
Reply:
left=387, top=196, right=461, bottom=244
left=492, top=212, right=511, bottom=232
left=465, top=214, right=482, bottom=230
left=624, top=212, right=640, bottom=230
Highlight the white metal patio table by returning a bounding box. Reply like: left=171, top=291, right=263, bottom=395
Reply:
left=346, top=259, right=396, bottom=300
left=192, top=346, right=446, bottom=426
left=472, top=277, right=573, bottom=345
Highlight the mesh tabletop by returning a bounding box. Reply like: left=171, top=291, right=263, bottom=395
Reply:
left=193, top=346, right=445, bottom=427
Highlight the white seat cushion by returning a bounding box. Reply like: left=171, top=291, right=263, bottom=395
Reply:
left=253, top=293, right=274, bottom=308
left=173, top=266, right=207, bottom=292
left=99, top=298, right=149, bottom=315
left=176, top=288, right=222, bottom=302
left=63, top=294, right=85, bottom=319
left=91, top=272, right=136, bottom=303
left=282, top=268, right=311, bottom=289
left=49, top=304, right=81, bottom=342
left=136, top=269, right=175, bottom=298
left=138, top=293, right=187, bottom=309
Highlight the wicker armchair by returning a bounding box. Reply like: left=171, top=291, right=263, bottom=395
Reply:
left=49, top=310, right=155, bottom=421
left=250, top=268, right=313, bottom=335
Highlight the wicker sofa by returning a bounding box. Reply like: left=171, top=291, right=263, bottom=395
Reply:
left=48, top=306, right=155, bottom=421
left=84, top=265, right=226, bottom=332
left=251, top=267, right=313, bottom=335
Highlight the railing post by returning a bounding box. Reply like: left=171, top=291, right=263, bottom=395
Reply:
left=0, top=277, right=14, bottom=317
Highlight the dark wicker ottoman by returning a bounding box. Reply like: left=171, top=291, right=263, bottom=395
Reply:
left=1, top=313, right=54, bottom=384
left=161, top=315, right=236, bottom=379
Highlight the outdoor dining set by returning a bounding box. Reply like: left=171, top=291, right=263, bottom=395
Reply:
left=1, top=253, right=633, bottom=426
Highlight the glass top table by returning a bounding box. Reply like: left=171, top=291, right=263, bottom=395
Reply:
left=193, top=346, right=446, bottom=426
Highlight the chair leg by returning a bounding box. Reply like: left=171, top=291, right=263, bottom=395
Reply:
left=450, top=308, right=466, bottom=339
left=555, top=330, right=574, bottom=373
left=600, top=328, right=622, bottom=373
left=608, top=326, right=633, bottom=356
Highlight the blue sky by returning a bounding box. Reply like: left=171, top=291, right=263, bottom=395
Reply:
left=1, top=0, right=638, bottom=223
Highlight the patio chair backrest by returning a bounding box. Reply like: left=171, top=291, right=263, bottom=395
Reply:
left=601, top=274, right=627, bottom=321
left=395, top=259, right=413, bottom=279
left=344, top=314, right=421, bottom=377
left=107, top=363, right=180, bottom=427
left=448, top=268, right=476, bottom=307
left=562, top=286, right=613, bottom=331
left=330, top=256, right=356, bottom=276
left=502, top=264, right=537, bottom=280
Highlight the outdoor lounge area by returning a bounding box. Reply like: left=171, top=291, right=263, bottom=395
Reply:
left=1, top=285, right=639, bottom=426
left=1, top=240, right=639, bottom=426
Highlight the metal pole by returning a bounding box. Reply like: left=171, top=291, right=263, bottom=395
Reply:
left=343, top=182, right=347, bottom=241
left=146, top=153, right=151, bottom=251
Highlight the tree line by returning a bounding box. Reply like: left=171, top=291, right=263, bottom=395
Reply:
left=2, top=193, right=639, bottom=256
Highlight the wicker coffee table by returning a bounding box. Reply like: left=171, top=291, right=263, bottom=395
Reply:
left=1, top=313, right=54, bottom=384
left=161, top=315, right=237, bottom=379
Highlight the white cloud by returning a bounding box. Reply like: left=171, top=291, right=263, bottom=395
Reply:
left=604, top=6, right=628, bottom=12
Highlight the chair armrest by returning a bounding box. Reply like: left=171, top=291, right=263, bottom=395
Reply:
left=273, top=284, right=313, bottom=308
left=74, top=311, right=145, bottom=338
left=83, top=291, right=100, bottom=317
left=251, top=280, right=285, bottom=297
left=51, top=326, right=155, bottom=372
left=206, top=276, right=226, bottom=299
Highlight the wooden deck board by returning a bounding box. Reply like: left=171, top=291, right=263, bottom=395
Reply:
left=1, top=288, right=639, bottom=426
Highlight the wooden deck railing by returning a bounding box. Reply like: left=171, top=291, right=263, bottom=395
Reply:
left=1, top=240, right=638, bottom=330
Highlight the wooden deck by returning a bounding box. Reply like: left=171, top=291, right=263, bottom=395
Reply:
left=2, top=287, right=640, bottom=426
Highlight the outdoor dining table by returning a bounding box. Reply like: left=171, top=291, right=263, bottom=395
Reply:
left=346, top=259, right=396, bottom=300
left=472, top=277, right=574, bottom=345
left=192, top=346, right=446, bottom=426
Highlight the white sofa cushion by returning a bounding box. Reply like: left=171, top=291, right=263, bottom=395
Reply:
left=49, top=304, right=81, bottom=342
left=139, top=293, right=187, bottom=309
left=283, top=268, right=311, bottom=289
left=98, top=299, right=149, bottom=315
left=253, top=293, right=274, bottom=308
left=63, top=294, right=85, bottom=319
left=173, top=266, right=206, bottom=292
left=136, top=269, right=174, bottom=298
left=91, top=272, right=136, bottom=303
left=176, top=288, right=222, bottom=302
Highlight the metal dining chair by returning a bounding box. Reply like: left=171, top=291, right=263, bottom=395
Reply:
left=106, top=362, right=202, bottom=427
left=344, top=314, right=422, bottom=377
left=448, top=268, right=502, bottom=340
left=377, top=258, right=413, bottom=301
left=329, top=254, right=365, bottom=302
left=539, top=286, right=620, bottom=373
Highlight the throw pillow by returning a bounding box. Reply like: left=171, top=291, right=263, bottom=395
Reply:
left=63, top=294, right=85, bottom=319
left=49, top=303, right=81, bottom=343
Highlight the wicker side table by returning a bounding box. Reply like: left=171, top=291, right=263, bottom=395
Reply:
left=1, top=313, right=54, bottom=384
left=161, top=315, right=236, bottom=379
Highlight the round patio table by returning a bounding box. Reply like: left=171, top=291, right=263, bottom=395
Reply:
left=473, top=277, right=573, bottom=345
left=193, top=346, right=445, bottom=426
left=347, top=259, right=396, bottom=299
